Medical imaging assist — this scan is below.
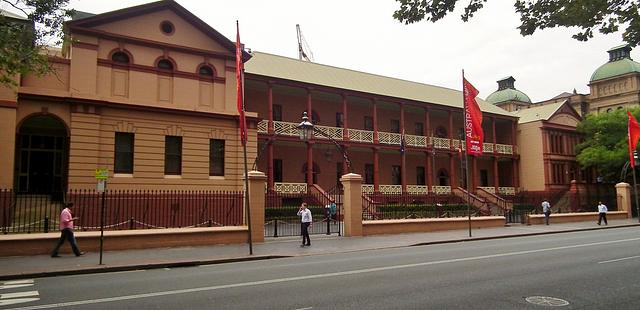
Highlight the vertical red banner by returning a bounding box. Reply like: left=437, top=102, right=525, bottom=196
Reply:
left=236, top=22, right=247, bottom=146
left=463, top=77, right=483, bottom=156
left=628, top=111, right=640, bottom=167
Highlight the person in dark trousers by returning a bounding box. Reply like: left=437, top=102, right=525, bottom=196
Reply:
left=541, top=199, right=551, bottom=225
left=597, top=201, right=608, bottom=225
left=51, top=203, right=84, bottom=257
left=297, top=202, right=312, bottom=247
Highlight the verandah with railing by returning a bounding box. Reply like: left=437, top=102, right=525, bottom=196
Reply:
left=0, top=189, right=244, bottom=234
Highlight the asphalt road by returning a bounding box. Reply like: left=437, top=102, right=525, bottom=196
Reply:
left=2, top=227, right=640, bottom=309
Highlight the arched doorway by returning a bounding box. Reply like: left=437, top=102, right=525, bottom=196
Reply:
left=15, top=114, right=69, bottom=194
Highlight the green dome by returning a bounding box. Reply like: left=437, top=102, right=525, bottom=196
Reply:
left=485, top=88, right=531, bottom=104
left=590, top=58, right=640, bottom=82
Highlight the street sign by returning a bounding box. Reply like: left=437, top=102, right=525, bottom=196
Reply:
left=95, top=168, right=109, bottom=180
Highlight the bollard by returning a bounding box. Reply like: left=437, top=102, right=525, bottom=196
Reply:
left=44, top=216, right=49, bottom=233
left=208, top=219, right=212, bottom=227
left=326, top=213, right=331, bottom=235
left=129, top=217, right=134, bottom=230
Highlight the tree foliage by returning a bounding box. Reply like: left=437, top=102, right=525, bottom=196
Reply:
left=393, top=0, right=640, bottom=47
left=0, top=0, right=73, bottom=87
left=575, top=108, right=640, bottom=182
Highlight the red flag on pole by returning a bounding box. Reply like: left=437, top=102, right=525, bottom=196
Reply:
left=236, top=21, right=247, bottom=146
left=628, top=112, right=640, bottom=167
left=463, top=77, right=483, bottom=156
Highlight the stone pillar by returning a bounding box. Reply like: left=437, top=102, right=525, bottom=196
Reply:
left=246, top=170, right=267, bottom=243
left=341, top=173, right=363, bottom=237
left=615, top=182, right=632, bottom=218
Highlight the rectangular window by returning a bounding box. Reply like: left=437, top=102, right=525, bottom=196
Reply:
left=273, top=104, right=282, bottom=121
left=164, top=136, right=182, bottom=175
left=364, top=116, right=374, bottom=131
left=114, top=132, right=134, bottom=173
left=209, top=139, right=225, bottom=176
left=415, top=122, right=424, bottom=136
left=392, top=165, right=401, bottom=185
left=390, top=119, right=400, bottom=133
left=336, top=112, right=344, bottom=128
left=480, top=169, right=489, bottom=187
left=416, top=166, right=425, bottom=185
left=364, top=164, right=374, bottom=184
left=274, top=159, right=283, bottom=182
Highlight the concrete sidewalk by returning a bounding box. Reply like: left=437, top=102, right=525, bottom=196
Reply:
left=1, top=219, right=638, bottom=280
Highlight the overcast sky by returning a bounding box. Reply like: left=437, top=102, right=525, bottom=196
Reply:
left=66, top=0, right=638, bottom=102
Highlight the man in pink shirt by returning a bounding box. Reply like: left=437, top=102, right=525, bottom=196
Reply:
left=51, top=203, right=84, bottom=257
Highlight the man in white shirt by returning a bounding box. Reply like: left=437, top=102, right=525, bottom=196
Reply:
left=541, top=199, right=551, bottom=225
left=297, top=202, right=312, bottom=247
left=597, top=201, right=608, bottom=225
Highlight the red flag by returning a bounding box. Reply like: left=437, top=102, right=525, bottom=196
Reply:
left=236, top=21, right=247, bottom=146
left=463, top=77, right=483, bottom=156
left=628, top=112, right=640, bottom=167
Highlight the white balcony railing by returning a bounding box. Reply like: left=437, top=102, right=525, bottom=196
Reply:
left=406, top=185, right=429, bottom=194
left=378, top=132, right=402, bottom=145
left=432, top=186, right=451, bottom=195
left=348, top=128, right=374, bottom=143
left=498, top=187, right=516, bottom=196
left=362, top=184, right=375, bottom=194
left=259, top=121, right=514, bottom=155
left=379, top=184, right=402, bottom=194
left=274, top=182, right=307, bottom=194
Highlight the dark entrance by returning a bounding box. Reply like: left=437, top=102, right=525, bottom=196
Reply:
left=15, top=115, right=68, bottom=195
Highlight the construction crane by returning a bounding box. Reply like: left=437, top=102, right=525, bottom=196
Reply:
left=296, top=24, right=314, bottom=62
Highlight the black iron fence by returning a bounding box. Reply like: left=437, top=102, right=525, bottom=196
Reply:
left=1, top=189, right=244, bottom=234
left=264, top=190, right=341, bottom=237
left=362, top=193, right=478, bottom=220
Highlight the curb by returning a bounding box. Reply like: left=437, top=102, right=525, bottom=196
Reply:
left=0, top=255, right=290, bottom=281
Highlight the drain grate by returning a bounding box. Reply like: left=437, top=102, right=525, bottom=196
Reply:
left=525, top=296, right=570, bottom=307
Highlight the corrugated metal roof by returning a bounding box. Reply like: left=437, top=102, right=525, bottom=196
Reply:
left=513, top=101, right=566, bottom=124
left=245, top=51, right=513, bottom=117
left=0, top=8, right=28, bottom=20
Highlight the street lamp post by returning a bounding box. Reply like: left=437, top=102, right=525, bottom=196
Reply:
left=297, top=111, right=352, bottom=236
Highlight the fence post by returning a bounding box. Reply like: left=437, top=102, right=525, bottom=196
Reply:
left=615, top=182, right=632, bottom=218
left=246, top=170, right=267, bottom=243
left=44, top=216, right=49, bottom=233
left=341, top=173, right=363, bottom=237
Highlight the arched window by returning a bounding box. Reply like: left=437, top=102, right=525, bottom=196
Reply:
left=198, top=65, right=214, bottom=77
left=157, top=59, right=174, bottom=71
left=111, top=51, right=130, bottom=64
left=437, top=169, right=449, bottom=186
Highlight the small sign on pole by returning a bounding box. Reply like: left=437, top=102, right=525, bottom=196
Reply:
left=94, top=168, right=108, bottom=265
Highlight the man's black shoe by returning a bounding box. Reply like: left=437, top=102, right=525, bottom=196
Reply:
left=76, top=252, right=85, bottom=257
left=51, top=254, right=60, bottom=258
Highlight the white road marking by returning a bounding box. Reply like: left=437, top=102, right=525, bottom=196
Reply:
left=10, top=237, right=640, bottom=310
left=1, top=291, right=39, bottom=299
left=598, top=255, right=640, bottom=264
left=0, top=298, right=40, bottom=307
left=0, top=280, right=34, bottom=290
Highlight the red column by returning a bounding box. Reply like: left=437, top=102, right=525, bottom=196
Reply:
left=373, top=98, right=378, bottom=143
left=373, top=147, right=379, bottom=192
left=267, top=82, right=274, bottom=133
left=424, top=107, right=430, bottom=137
left=306, top=142, right=313, bottom=185
left=492, top=117, right=497, bottom=154
left=342, top=94, right=349, bottom=140
left=493, top=156, right=499, bottom=193
left=448, top=110, right=453, bottom=150
left=306, top=88, right=313, bottom=117
left=267, top=140, right=274, bottom=190
left=513, top=158, right=519, bottom=189
left=449, top=154, right=456, bottom=188
left=400, top=103, right=406, bottom=192
left=426, top=151, right=433, bottom=190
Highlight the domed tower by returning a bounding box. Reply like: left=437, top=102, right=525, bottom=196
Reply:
left=588, top=44, right=640, bottom=114
left=485, top=76, right=532, bottom=112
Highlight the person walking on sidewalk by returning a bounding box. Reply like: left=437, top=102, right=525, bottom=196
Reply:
left=51, top=203, right=84, bottom=257
left=542, top=199, right=551, bottom=225
left=297, top=202, right=312, bottom=247
left=597, top=201, right=608, bottom=225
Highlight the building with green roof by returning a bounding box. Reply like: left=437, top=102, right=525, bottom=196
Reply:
left=484, top=76, right=532, bottom=112
left=588, top=44, right=640, bottom=114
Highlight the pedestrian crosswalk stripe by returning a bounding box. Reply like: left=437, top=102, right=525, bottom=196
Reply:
left=0, top=298, right=40, bottom=306
left=0, top=280, right=34, bottom=290
left=1, top=291, right=39, bottom=299
left=3, top=280, right=33, bottom=285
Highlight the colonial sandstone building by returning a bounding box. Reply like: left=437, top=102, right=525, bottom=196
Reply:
left=3, top=0, right=638, bottom=197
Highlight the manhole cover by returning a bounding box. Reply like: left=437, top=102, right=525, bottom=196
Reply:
left=525, top=296, right=570, bottom=307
